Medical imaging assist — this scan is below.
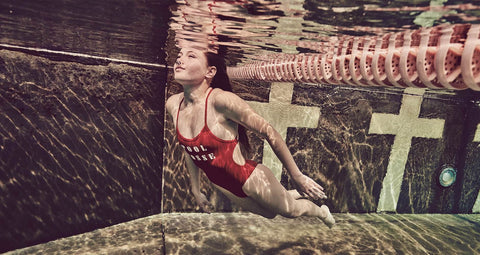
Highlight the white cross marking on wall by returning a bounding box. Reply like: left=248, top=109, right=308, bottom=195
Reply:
left=247, top=82, right=320, bottom=180
left=246, top=0, right=311, bottom=180
left=368, top=88, right=445, bottom=212
left=472, top=123, right=480, bottom=213
left=474, top=123, right=480, bottom=143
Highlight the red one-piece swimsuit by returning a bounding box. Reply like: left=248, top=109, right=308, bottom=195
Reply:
left=176, top=88, right=258, bottom=198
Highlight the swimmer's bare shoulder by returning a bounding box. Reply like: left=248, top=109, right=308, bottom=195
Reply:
left=165, top=92, right=183, bottom=119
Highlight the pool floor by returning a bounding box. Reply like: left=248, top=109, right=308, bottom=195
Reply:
left=6, top=213, right=480, bottom=254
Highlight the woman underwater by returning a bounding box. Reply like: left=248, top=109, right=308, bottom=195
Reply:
left=166, top=46, right=335, bottom=228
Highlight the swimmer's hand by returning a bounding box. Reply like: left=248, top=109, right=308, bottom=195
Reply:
left=293, top=174, right=327, bottom=200
left=195, top=193, right=214, bottom=213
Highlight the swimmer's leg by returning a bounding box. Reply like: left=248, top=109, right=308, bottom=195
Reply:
left=213, top=184, right=277, bottom=219
left=242, top=164, right=335, bottom=228
left=287, top=189, right=303, bottom=200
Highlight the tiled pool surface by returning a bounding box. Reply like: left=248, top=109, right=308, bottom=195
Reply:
left=7, top=213, right=480, bottom=255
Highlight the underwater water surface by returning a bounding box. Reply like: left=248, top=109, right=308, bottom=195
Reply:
left=169, top=0, right=480, bottom=63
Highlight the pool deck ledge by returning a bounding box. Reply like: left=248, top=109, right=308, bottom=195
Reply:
left=5, top=213, right=480, bottom=255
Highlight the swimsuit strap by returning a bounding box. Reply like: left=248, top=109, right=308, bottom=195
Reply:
left=205, top=88, right=239, bottom=141
left=175, top=96, right=184, bottom=129
left=204, top=88, right=214, bottom=125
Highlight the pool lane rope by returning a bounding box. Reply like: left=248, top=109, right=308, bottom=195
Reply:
left=227, top=23, right=480, bottom=91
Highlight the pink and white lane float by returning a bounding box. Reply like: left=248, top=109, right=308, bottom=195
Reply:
left=227, top=23, right=480, bottom=91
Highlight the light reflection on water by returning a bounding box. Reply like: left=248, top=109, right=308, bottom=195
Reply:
left=169, top=0, right=480, bottom=63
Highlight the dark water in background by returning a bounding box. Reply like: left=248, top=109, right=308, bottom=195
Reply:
left=0, top=0, right=169, bottom=63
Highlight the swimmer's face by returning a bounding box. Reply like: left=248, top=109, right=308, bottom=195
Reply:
left=174, top=48, right=215, bottom=85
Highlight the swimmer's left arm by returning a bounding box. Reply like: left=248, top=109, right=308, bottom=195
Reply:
left=214, top=90, right=327, bottom=200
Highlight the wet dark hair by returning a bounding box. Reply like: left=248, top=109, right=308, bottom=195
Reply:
left=206, top=52, right=250, bottom=153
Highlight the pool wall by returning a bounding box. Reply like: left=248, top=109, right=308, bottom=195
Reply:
left=0, top=50, right=166, bottom=252
left=0, top=0, right=172, bottom=252
left=163, top=76, right=480, bottom=215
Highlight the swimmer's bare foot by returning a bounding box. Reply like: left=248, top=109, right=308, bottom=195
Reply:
left=320, top=205, right=335, bottom=228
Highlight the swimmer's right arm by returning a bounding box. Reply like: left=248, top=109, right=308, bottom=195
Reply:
left=184, top=153, right=201, bottom=197
left=166, top=94, right=212, bottom=212
left=184, top=154, right=213, bottom=213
